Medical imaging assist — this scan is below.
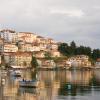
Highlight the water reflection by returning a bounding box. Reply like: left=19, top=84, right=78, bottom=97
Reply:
left=0, top=70, right=100, bottom=100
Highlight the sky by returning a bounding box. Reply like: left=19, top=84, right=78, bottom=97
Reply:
left=0, top=0, right=100, bottom=49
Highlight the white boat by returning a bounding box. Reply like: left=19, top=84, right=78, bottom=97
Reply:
left=19, top=80, right=39, bottom=87
left=11, top=70, right=21, bottom=77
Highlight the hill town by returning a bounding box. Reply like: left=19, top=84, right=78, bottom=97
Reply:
left=0, top=29, right=100, bottom=70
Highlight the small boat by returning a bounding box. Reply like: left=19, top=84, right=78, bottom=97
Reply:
left=11, top=70, right=21, bottom=77
left=19, top=79, right=39, bottom=88
left=19, top=87, right=39, bottom=94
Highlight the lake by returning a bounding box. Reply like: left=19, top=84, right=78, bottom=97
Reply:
left=0, top=70, right=100, bottom=100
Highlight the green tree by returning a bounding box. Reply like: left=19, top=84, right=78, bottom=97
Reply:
left=92, top=49, right=100, bottom=60
left=75, top=46, right=91, bottom=57
left=44, top=52, right=52, bottom=60
left=58, top=43, right=70, bottom=56
left=70, top=41, right=76, bottom=55
left=31, top=56, right=38, bottom=69
left=70, top=41, right=76, bottom=49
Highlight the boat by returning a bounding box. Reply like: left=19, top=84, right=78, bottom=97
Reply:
left=19, top=79, right=39, bottom=88
left=19, top=87, right=39, bottom=94
left=11, top=70, right=21, bottom=77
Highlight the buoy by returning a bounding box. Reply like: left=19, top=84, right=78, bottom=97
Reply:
left=68, top=84, right=71, bottom=89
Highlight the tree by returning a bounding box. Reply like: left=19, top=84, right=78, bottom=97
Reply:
left=92, top=49, right=100, bottom=60
left=70, top=41, right=76, bottom=55
left=31, top=56, right=38, bottom=69
left=58, top=43, right=70, bottom=56
left=44, top=52, right=52, bottom=60
left=70, top=41, right=76, bottom=49
left=58, top=41, right=100, bottom=62
left=74, top=46, right=91, bottom=57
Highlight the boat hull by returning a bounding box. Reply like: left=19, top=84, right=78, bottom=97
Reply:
left=19, top=81, right=39, bottom=88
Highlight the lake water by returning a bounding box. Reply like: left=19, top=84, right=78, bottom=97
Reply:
left=0, top=70, right=100, bottom=100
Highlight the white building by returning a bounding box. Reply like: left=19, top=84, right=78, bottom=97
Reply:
left=95, top=58, right=100, bottom=68
left=66, top=55, right=91, bottom=67
left=0, top=29, right=17, bottom=42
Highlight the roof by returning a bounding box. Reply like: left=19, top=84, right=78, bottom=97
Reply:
left=37, top=36, right=44, bottom=38
left=0, top=29, right=15, bottom=33
left=18, top=32, right=35, bottom=34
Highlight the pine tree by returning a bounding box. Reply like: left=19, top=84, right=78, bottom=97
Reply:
left=31, top=56, right=38, bottom=69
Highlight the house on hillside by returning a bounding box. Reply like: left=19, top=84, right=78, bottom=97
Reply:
left=50, top=50, right=61, bottom=57
left=95, top=58, right=100, bottom=68
left=0, top=29, right=17, bottom=42
left=34, top=51, right=46, bottom=58
left=4, top=52, right=32, bottom=68
left=3, top=43, right=18, bottom=52
left=66, top=55, right=91, bottom=68
left=17, top=32, right=37, bottom=43
left=39, top=59, right=56, bottom=69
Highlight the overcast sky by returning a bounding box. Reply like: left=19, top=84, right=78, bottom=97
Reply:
left=0, top=0, right=100, bottom=49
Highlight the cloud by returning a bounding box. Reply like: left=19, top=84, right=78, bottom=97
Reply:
left=0, top=0, right=100, bottom=48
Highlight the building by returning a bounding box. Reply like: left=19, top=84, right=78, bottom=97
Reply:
left=50, top=50, right=61, bottom=57
left=18, top=43, right=40, bottom=52
left=36, top=36, right=47, bottom=44
left=46, top=38, right=56, bottom=44
left=17, top=32, right=37, bottom=43
left=66, top=55, right=91, bottom=68
left=0, top=29, right=17, bottom=42
left=34, top=51, right=46, bottom=58
left=4, top=52, right=32, bottom=68
left=3, top=43, right=18, bottom=52
left=38, top=43, right=47, bottom=51
left=46, top=43, right=58, bottom=51
left=95, top=58, right=100, bottom=68
left=0, top=37, right=4, bottom=52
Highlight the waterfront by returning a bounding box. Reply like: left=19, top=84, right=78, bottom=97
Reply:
left=0, top=69, right=100, bottom=100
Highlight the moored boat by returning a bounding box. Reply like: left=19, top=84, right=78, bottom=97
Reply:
left=19, top=80, right=39, bottom=88
left=11, top=70, right=21, bottom=77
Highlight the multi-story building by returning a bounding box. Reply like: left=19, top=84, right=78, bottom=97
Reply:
left=38, top=43, right=47, bottom=51
left=0, top=37, right=4, bottom=52
left=17, top=32, right=37, bottom=43
left=46, top=38, right=56, bottom=44
left=36, top=36, right=47, bottom=44
left=0, top=29, right=17, bottom=42
left=50, top=50, right=61, bottom=57
left=4, top=52, right=32, bottom=68
left=34, top=51, right=46, bottom=58
left=66, top=55, right=91, bottom=67
left=3, top=43, right=18, bottom=52
left=47, top=43, right=58, bottom=50
left=18, top=43, right=40, bottom=52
